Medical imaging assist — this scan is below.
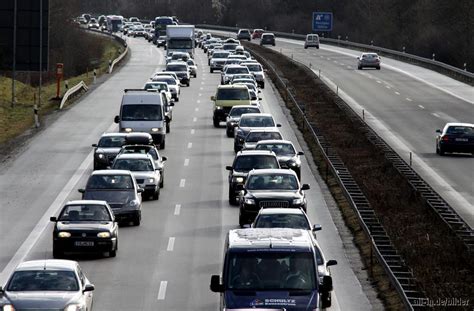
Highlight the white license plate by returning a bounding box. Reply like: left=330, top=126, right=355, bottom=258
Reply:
left=75, top=241, right=94, bottom=247
left=455, top=138, right=468, bottom=142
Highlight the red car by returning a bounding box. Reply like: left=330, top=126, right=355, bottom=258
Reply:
left=251, top=29, right=264, bottom=39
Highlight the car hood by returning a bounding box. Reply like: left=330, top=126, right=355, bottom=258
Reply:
left=4, top=291, right=80, bottom=309
left=231, top=171, right=249, bottom=177
left=131, top=171, right=158, bottom=179
left=238, top=126, right=274, bottom=135
left=247, top=190, right=301, bottom=199
left=243, top=142, right=258, bottom=149
left=56, top=221, right=114, bottom=231
left=277, top=155, right=298, bottom=163
left=83, top=190, right=135, bottom=203
left=95, top=147, right=122, bottom=154
left=225, top=290, right=318, bottom=310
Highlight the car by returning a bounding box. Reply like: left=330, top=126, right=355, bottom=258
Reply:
left=210, top=51, right=231, bottom=73
left=435, top=123, right=474, bottom=155
left=167, top=51, right=191, bottom=64
left=255, top=140, right=304, bottom=179
left=260, top=33, right=276, bottom=46
left=226, top=150, right=280, bottom=205
left=242, top=129, right=283, bottom=150
left=226, top=106, right=262, bottom=137
left=234, top=45, right=245, bottom=55
left=152, top=71, right=180, bottom=83
left=0, top=260, right=95, bottom=311
left=222, top=42, right=240, bottom=52
left=237, top=169, right=310, bottom=226
left=50, top=200, right=118, bottom=258
left=241, top=62, right=266, bottom=88
left=156, top=35, right=167, bottom=47
left=251, top=28, right=264, bottom=39
left=221, top=65, right=251, bottom=85
left=87, top=18, right=99, bottom=30
left=212, top=84, right=252, bottom=128
left=252, top=208, right=322, bottom=239
left=224, top=38, right=240, bottom=44
left=92, top=132, right=128, bottom=170
left=165, top=62, right=190, bottom=86
left=207, top=43, right=223, bottom=57
left=237, top=29, right=251, bottom=41
left=304, top=34, right=320, bottom=49
left=79, top=170, right=143, bottom=226
left=111, top=154, right=161, bottom=200
left=129, top=17, right=140, bottom=23
left=143, top=81, right=173, bottom=104
left=234, top=113, right=282, bottom=153
left=187, top=58, right=198, bottom=78
left=151, top=75, right=181, bottom=102
left=357, top=53, right=381, bottom=70
left=117, top=143, right=167, bottom=188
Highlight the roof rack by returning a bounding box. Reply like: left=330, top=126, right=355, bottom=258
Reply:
left=124, top=88, right=158, bottom=93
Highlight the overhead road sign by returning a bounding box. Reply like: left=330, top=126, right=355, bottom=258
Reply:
left=312, top=12, right=333, bottom=32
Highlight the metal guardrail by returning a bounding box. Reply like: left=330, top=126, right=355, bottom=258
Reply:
left=197, top=24, right=473, bottom=82
left=247, top=46, right=426, bottom=310
left=59, top=81, right=88, bottom=110
left=109, top=45, right=129, bottom=73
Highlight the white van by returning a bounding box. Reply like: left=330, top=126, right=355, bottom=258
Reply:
left=304, top=34, right=319, bottom=49
left=114, top=89, right=167, bottom=149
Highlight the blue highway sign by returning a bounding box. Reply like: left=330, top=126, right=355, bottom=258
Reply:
left=312, top=12, right=333, bottom=32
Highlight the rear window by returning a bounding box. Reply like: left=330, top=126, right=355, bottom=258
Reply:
left=86, top=175, right=133, bottom=189
left=113, top=158, right=154, bottom=171
left=229, top=107, right=260, bottom=117
left=246, top=64, right=263, bottom=72
left=144, top=83, right=168, bottom=91
left=217, top=89, right=250, bottom=100
left=213, top=52, right=230, bottom=58
left=446, top=126, right=474, bottom=134
left=226, top=67, right=250, bottom=74
left=233, top=155, right=279, bottom=172
left=223, top=44, right=238, bottom=50
left=256, top=143, right=295, bottom=155
left=166, top=64, right=187, bottom=71
left=98, top=136, right=126, bottom=148
left=240, top=116, right=275, bottom=127
left=246, top=131, right=282, bottom=142
left=254, top=214, right=309, bottom=229
left=154, top=77, right=176, bottom=85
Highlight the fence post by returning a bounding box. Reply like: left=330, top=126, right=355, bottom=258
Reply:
left=93, top=69, right=97, bottom=84
left=362, top=109, right=365, bottom=121
left=34, top=104, right=40, bottom=128
left=432, top=53, right=435, bottom=61
left=409, top=152, right=412, bottom=167
left=109, top=59, right=112, bottom=73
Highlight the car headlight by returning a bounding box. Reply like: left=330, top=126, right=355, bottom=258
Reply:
left=215, top=106, right=223, bottom=110
left=151, top=127, right=162, bottom=133
left=129, top=199, right=139, bottom=207
left=124, top=128, right=133, bottom=133
left=96, top=153, right=104, bottom=159
left=148, top=178, right=155, bottom=183
left=64, top=303, right=86, bottom=311
left=58, top=232, right=71, bottom=238
left=244, top=198, right=255, bottom=205
left=292, top=198, right=303, bottom=205
left=232, top=177, right=244, bottom=183
left=3, top=304, right=15, bottom=311
left=97, top=232, right=111, bottom=238
left=288, top=161, right=297, bottom=167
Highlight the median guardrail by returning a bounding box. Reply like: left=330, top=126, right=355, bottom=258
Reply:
left=197, top=24, right=473, bottom=83
left=59, top=81, right=88, bottom=110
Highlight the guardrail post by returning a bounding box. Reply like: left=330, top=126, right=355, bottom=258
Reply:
left=33, top=104, right=40, bottom=128
left=409, top=152, right=412, bottom=167
left=325, top=147, right=329, bottom=182
left=109, top=59, right=112, bottom=73
left=464, top=63, right=467, bottom=71
left=65, top=80, right=68, bottom=92
left=309, top=63, right=312, bottom=69
left=432, top=53, right=435, bottom=61
left=336, top=85, right=339, bottom=96
left=93, top=69, right=97, bottom=84
left=370, top=40, right=374, bottom=46
left=402, top=46, right=406, bottom=53
left=345, top=35, right=348, bottom=41
left=362, top=109, right=365, bottom=121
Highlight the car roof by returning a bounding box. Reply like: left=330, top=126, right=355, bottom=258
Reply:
left=217, top=84, right=248, bottom=90
left=248, top=128, right=281, bottom=134
left=262, top=33, right=275, bottom=36
left=100, top=132, right=128, bottom=138
left=167, top=61, right=187, bottom=66
left=228, top=228, right=313, bottom=250
left=15, top=259, right=78, bottom=272
left=91, top=169, right=133, bottom=176
left=248, top=168, right=297, bottom=176
left=225, top=64, right=246, bottom=68
left=115, top=153, right=153, bottom=160
left=256, top=139, right=293, bottom=145
left=444, top=122, right=474, bottom=127
left=241, top=113, right=274, bottom=118
left=65, top=200, right=108, bottom=206
left=237, top=150, right=276, bottom=156
left=241, top=62, right=261, bottom=66
left=257, top=208, right=305, bottom=215
left=230, top=105, right=261, bottom=109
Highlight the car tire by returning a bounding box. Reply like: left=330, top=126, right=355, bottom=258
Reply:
left=93, top=162, right=99, bottom=170
left=439, top=146, right=445, bottom=156
left=153, top=188, right=160, bottom=200
left=175, top=96, right=179, bottom=102
left=316, top=46, right=320, bottom=49
left=109, top=249, right=117, bottom=257
left=261, top=82, right=265, bottom=89
left=160, top=172, right=164, bottom=188
left=321, top=292, right=332, bottom=308
left=132, top=215, right=141, bottom=226
left=304, top=46, right=307, bottom=49
left=272, top=43, right=276, bottom=46
left=229, top=186, right=237, bottom=205
left=239, top=212, right=246, bottom=228
left=194, top=73, right=197, bottom=78
left=160, top=140, right=165, bottom=149
left=436, top=144, right=440, bottom=154
left=52, top=247, right=62, bottom=259
left=186, top=82, right=190, bottom=87
left=213, top=118, right=220, bottom=128
left=295, top=168, right=301, bottom=181
left=376, top=66, right=381, bottom=70
left=210, top=68, right=214, bottom=73
left=226, top=129, right=234, bottom=138
left=166, top=122, right=170, bottom=133
left=358, top=66, right=362, bottom=70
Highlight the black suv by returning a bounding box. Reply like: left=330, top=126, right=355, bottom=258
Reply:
left=226, top=150, right=280, bottom=205
left=92, top=133, right=128, bottom=170
left=237, top=169, right=310, bottom=227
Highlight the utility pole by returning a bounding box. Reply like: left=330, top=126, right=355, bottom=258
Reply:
left=38, top=0, right=43, bottom=107
left=12, top=0, right=17, bottom=108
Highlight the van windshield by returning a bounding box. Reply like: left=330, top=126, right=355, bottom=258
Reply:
left=122, top=104, right=163, bottom=121
left=233, top=155, right=279, bottom=172
left=227, top=252, right=316, bottom=290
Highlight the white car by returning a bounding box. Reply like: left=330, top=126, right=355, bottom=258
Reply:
left=143, top=81, right=173, bottom=103
left=151, top=74, right=181, bottom=102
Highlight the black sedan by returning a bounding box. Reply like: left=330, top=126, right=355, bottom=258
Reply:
left=50, top=200, right=118, bottom=258
left=237, top=169, right=310, bottom=227
left=436, top=122, right=474, bottom=155
left=92, top=132, right=128, bottom=170
left=255, top=140, right=304, bottom=180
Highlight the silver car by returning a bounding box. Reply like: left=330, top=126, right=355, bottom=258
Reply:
left=0, top=260, right=94, bottom=310
left=357, top=53, right=381, bottom=70
left=242, top=62, right=266, bottom=88
left=187, top=59, right=198, bottom=78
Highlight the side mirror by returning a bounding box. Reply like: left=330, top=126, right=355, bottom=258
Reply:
left=258, top=97, right=263, bottom=101
left=83, top=284, right=95, bottom=292
left=312, top=224, right=322, bottom=232
left=436, top=129, right=441, bottom=133
left=321, top=275, right=333, bottom=292
left=137, top=188, right=144, bottom=193
left=225, top=165, right=233, bottom=171
left=210, top=95, right=216, bottom=101
left=50, top=216, right=57, bottom=222
left=356, top=57, right=360, bottom=60
left=301, top=184, right=310, bottom=190
left=78, top=189, right=85, bottom=194
left=169, top=102, right=175, bottom=107
left=235, top=184, right=244, bottom=191
left=92, top=144, right=98, bottom=147
left=162, top=156, right=168, bottom=161
left=276, top=124, right=282, bottom=127
left=114, top=115, right=120, bottom=123
left=210, top=275, right=224, bottom=293
left=297, top=151, right=304, bottom=155
left=326, top=259, right=338, bottom=267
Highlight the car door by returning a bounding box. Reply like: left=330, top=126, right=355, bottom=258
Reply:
left=77, top=265, right=93, bottom=308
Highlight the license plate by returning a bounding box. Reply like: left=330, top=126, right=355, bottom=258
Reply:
left=75, top=241, right=94, bottom=247
left=455, top=138, right=468, bottom=142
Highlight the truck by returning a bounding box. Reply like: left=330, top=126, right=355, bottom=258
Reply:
left=106, top=15, right=123, bottom=33
left=165, top=25, right=195, bottom=57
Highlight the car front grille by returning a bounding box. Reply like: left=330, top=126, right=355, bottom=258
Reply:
left=135, top=179, right=145, bottom=184
left=259, top=201, right=289, bottom=208
left=69, top=231, right=100, bottom=238
left=109, top=203, right=124, bottom=209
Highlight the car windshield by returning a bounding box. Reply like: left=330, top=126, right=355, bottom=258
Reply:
left=232, top=74, right=254, bottom=80
left=227, top=252, right=316, bottom=290
left=113, top=159, right=154, bottom=171
left=446, top=126, right=474, bottom=135
left=247, top=174, right=298, bottom=190
left=58, top=204, right=112, bottom=221
left=256, top=143, right=296, bottom=156
left=246, top=132, right=282, bottom=143
left=87, top=175, right=134, bottom=190
left=233, top=155, right=279, bottom=172
left=246, top=64, right=263, bottom=72
left=226, top=67, right=250, bottom=74
left=254, top=214, right=309, bottom=229
left=229, top=107, right=260, bottom=117
left=225, top=59, right=241, bottom=65
left=144, top=83, right=168, bottom=91
left=362, top=54, right=378, bottom=59
left=213, top=52, right=229, bottom=58
left=167, top=64, right=187, bottom=72
left=168, top=39, right=193, bottom=49
left=98, top=136, right=126, bottom=148
left=187, top=60, right=195, bottom=66
left=7, top=271, right=79, bottom=291
left=223, top=44, right=238, bottom=50
left=154, top=77, right=176, bottom=85
left=121, top=104, right=163, bottom=121
left=239, top=116, right=275, bottom=127
left=217, top=89, right=249, bottom=100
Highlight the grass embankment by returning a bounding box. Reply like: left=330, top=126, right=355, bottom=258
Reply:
left=0, top=39, right=121, bottom=145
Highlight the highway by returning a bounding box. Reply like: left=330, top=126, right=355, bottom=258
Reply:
left=209, top=30, right=474, bottom=227
left=0, top=38, right=383, bottom=310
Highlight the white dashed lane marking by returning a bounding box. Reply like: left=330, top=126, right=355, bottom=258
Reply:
left=184, top=158, right=189, bottom=166
left=167, top=237, right=175, bottom=251
left=157, top=281, right=168, bottom=300
left=174, top=204, right=181, bottom=215
left=406, top=98, right=412, bottom=102
left=191, top=129, right=195, bottom=134
left=179, top=179, right=186, bottom=187
left=418, top=105, right=425, bottom=109
left=187, top=142, right=192, bottom=149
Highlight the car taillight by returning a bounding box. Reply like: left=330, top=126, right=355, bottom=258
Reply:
left=442, top=135, right=450, bottom=141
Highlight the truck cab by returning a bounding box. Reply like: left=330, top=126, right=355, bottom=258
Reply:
left=166, top=25, right=195, bottom=58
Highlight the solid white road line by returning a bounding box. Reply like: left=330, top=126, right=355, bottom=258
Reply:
left=179, top=179, right=186, bottom=187
left=184, top=158, right=190, bottom=166
left=157, top=281, right=168, bottom=300
left=167, top=237, right=175, bottom=251
left=432, top=113, right=441, bottom=118
left=174, top=204, right=181, bottom=215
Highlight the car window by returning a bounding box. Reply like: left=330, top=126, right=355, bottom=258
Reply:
left=216, top=89, right=250, bottom=100
left=239, top=116, right=275, bottom=127
left=7, top=271, right=79, bottom=291
left=246, top=131, right=282, bottom=142
left=166, top=64, right=187, bottom=71
left=144, top=83, right=168, bottom=91
left=254, top=214, right=309, bottom=229
left=229, top=107, right=260, bottom=117
left=246, top=64, right=263, bottom=72
left=58, top=204, right=112, bottom=221
left=86, top=175, right=133, bottom=190
left=213, top=52, right=229, bottom=58
left=98, top=136, right=126, bottom=148
left=233, top=155, right=279, bottom=172
left=446, top=126, right=473, bottom=134
left=256, top=143, right=296, bottom=155
left=227, top=67, right=250, bottom=74
left=247, top=174, right=298, bottom=190
left=113, top=159, right=154, bottom=171
left=121, top=104, right=163, bottom=121
left=154, top=78, right=176, bottom=85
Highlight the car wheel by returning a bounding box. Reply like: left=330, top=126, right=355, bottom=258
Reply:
left=160, top=172, right=164, bottom=188
left=93, top=162, right=99, bottom=170
left=436, top=144, right=440, bottom=154
left=153, top=188, right=160, bottom=200
left=358, top=66, right=362, bottom=70
left=376, top=66, right=381, bottom=70
left=261, top=82, right=265, bottom=89
left=273, top=43, right=276, bottom=46
left=321, top=292, right=332, bottom=308
left=213, top=118, right=220, bottom=128
left=175, top=96, right=179, bottom=102
left=160, top=139, right=165, bottom=149
left=295, top=168, right=301, bottom=181
left=234, top=144, right=240, bottom=153
left=304, top=46, right=307, bottom=49
left=166, top=122, right=170, bottom=133
left=226, top=129, right=233, bottom=138
left=229, top=186, right=237, bottom=205
left=439, top=146, right=445, bottom=156
left=316, top=46, right=320, bottom=49
left=210, top=68, right=214, bottom=73
left=239, top=212, right=246, bottom=228
left=186, top=82, right=190, bottom=87
left=132, top=215, right=141, bottom=226
left=52, top=247, right=62, bottom=259
left=109, top=249, right=117, bottom=257
left=194, top=73, right=197, bottom=78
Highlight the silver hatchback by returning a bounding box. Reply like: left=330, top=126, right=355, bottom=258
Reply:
left=357, top=53, right=381, bottom=70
